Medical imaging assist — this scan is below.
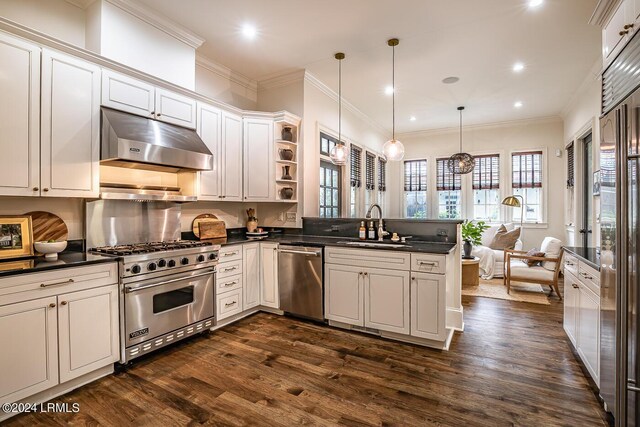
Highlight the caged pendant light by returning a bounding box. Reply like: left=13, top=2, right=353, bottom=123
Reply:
left=329, top=52, right=349, bottom=166
left=447, top=106, right=474, bottom=174
left=382, top=38, right=405, bottom=161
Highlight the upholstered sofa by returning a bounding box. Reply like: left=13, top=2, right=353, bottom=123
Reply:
left=471, top=223, right=523, bottom=279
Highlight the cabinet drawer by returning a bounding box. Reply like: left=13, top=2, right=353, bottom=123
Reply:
left=216, top=273, right=242, bottom=295
left=410, top=253, right=446, bottom=274
left=578, top=262, right=600, bottom=295
left=325, top=247, right=411, bottom=271
left=219, top=246, right=242, bottom=262
left=217, top=289, right=243, bottom=320
left=564, top=254, right=579, bottom=277
left=218, top=260, right=243, bottom=278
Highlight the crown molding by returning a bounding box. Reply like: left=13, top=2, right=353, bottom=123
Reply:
left=258, top=69, right=306, bottom=90
left=64, top=0, right=96, bottom=8
left=303, top=71, right=390, bottom=137
left=104, top=0, right=205, bottom=49
left=195, top=54, right=257, bottom=93
left=397, top=115, right=563, bottom=139
left=590, top=0, right=623, bottom=27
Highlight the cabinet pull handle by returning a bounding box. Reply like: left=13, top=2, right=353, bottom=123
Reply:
left=624, top=23, right=635, bottom=30
left=419, top=261, right=436, bottom=266
left=620, top=30, right=630, bottom=36
left=225, top=301, right=237, bottom=307
left=572, top=283, right=579, bottom=289
left=40, top=278, right=74, bottom=288
left=223, top=252, right=238, bottom=257
left=33, top=187, right=39, bottom=191
left=150, top=111, right=155, bottom=115
left=412, top=277, right=416, bottom=281
left=223, top=267, right=237, bottom=272
left=223, top=281, right=237, bottom=287
left=49, top=303, right=56, bottom=308
left=364, top=272, right=368, bottom=276
left=43, top=188, right=49, bottom=192
left=157, top=113, right=162, bottom=117
left=60, top=301, right=68, bottom=306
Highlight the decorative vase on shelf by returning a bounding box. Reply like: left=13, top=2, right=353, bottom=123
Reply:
left=246, top=208, right=258, bottom=232
left=280, top=187, right=294, bottom=200
left=281, top=126, right=293, bottom=142
left=279, top=148, right=294, bottom=161
left=463, top=239, right=473, bottom=259
left=281, top=165, right=292, bottom=180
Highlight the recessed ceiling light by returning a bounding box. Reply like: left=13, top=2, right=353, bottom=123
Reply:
left=385, top=85, right=394, bottom=95
left=514, top=101, right=523, bottom=108
left=512, top=62, right=525, bottom=72
left=242, top=23, right=257, bottom=39
left=410, top=116, right=416, bottom=121
left=442, top=76, right=460, bottom=84
left=528, top=0, right=543, bottom=8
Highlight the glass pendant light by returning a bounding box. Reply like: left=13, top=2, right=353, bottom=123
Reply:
left=383, top=38, right=405, bottom=161
left=330, top=52, right=349, bottom=166
left=447, top=106, right=475, bottom=174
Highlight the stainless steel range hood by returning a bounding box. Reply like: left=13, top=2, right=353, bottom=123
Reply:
left=100, top=107, right=213, bottom=172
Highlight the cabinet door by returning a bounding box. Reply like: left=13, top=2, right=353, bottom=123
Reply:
left=243, top=118, right=274, bottom=201
left=243, top=243, right=260, bottom=310
left=365, top=268, right=410, bottom=334
left=635, top=0, right=640, bottom=23
left=410, top=272, right=446, bottom=341
left=0, top=297, right=58, bottom=403
left=0, top=33, right=40, bottom=197
left=197, top=103, right=222, bottom=200
left=260, top=242, right=279, bottom=308
left=57, top=284, right=119, bottom=383
left=577, top=284, right=600, bottom=386
left=603, top=1, right=627, bottom=61
left=155, top=88, right=196, bottom=129
left=41, top=49, right=100, bottom=198
left=221, top=112, right=243, bottom=201
left=563, top=270, right=579, bottom=346
left=101, top=69, right=155, bottom=117
left=325, top=264, right=364, bottom=326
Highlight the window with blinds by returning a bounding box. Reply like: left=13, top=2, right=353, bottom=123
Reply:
left=567, top=143, right=574, bottom=188
left=512, top=151, right=543, bottom=188
left=365, top=152, right=376, bottom=190
left=350, top=145, right=362, bottom=188
left=378, top=158, right=387, bottom=191
left=436, top=158, right=461, bottom=191
left=473, top=154, right=500, bottom=190
left=404, top=159, right=427, bottom=191
left=320, top=132, right=338, bottom=156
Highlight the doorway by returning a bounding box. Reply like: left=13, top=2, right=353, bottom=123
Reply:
left=582, top=132, right=593, bottom=248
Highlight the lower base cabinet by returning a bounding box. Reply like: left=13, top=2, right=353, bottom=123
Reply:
left=260, top=242, right=279, bottom=308
left=410, top=272, right=446, bottom=341
left=365, top=268, right=410, bottom=334
left=325, top=264, right=364, bottom=326
left=243, top=243, right=260, bottom=310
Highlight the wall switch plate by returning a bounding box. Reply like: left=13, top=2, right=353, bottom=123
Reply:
left=437, top=229, right=448, bottom=237
left=286, top=212, right=296, bottom=222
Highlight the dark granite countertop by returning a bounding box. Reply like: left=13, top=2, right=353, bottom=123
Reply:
left=216, top=234, right=457, bottom=254
left=0, top=252, right=120, bottom=278
left=563, top=246, right=601, bottom=271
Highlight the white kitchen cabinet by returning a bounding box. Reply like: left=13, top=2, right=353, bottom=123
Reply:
left=325, top=264, right=364, bottom=326
left=217, top=288, right=243, bottom=320
left=197, top=103, right=222, bottom=200
left=243, top=243, right=260, bottom=310
left=260, top=242, right=279, bottom=308
left=0, top=296, right=59, bottom=403
left=57, top=285, right=119, bottom=383
left=155, top=88, right=197, bottom=129
left=0, top=32, right=41, bottom=197
left=222, top=112, right=244, bottom=201
left=365, top=268, right=410, bottom=334
left=563, top=270, right=579, bottom=346
left=410, top=272, right=447, bottom=341
left=101, top=69, right=155, bottom=117
left=577, top=282, right=600, bottom=386
left=243, top=118, right=274, bottom=201
left=41, top=49, right=101, bottom=198
left=603, top=1, right=628, bottom=61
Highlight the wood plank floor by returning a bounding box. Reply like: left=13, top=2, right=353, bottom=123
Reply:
left=6, top=291, right=608, bottom=426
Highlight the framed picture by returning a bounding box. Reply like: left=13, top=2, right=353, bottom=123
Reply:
left=593, top=170, right=601, bottom=196
left=0, top=216, right=33, bottom=260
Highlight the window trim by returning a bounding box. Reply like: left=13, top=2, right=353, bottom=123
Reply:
left=509, top=147, right=548, bottom=224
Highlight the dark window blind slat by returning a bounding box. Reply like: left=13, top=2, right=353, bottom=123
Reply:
left=567, top=143, right=574, bottom=188
left=365, top=152, right=376, bottom=190
left=472, top=154, right=500, bottom=190
left=350, top=145, right=362, bottom=188
left=404, top=159, right=427, bottom=191
left=436, top=158, right=461, bottom=191
left=378, top=158, right=387, bottom=192
left=512, top=151, right=543, bottom=189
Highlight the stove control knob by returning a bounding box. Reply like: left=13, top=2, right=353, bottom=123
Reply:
left=131, top=265, right=141, bottom=274
left=197, top=254, right=205, bottom=262
left=148, top=262, right=157, bottom=271
left=157, top=259, right=167, bottom=268
left=181, top=257, right=189, bottom=265
left=167, top=259, right=176, bottom=268
left=208, top=253, right=216, bottom=261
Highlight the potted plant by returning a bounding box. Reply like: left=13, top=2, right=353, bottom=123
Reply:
left=461, top=220, right=489, bottom=259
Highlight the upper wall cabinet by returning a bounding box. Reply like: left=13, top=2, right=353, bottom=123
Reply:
left=243, top=118, right=274, bottom=201
left=601, top=0, right=640, bottom=66
left=41, top=49, right=101, bottom=198
left=0, top=32, right=41, bottom=197
left=101, top=70, right=196, bottom=129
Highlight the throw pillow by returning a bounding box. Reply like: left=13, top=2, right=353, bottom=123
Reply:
left=489, top=225, right=521, bottom=250
left=540, top=237, right=563, bottom=270
left=522, top=248, right=545, bottom=267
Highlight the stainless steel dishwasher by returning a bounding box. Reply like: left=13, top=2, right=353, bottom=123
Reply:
left=278, top=245, right=324, bottom=321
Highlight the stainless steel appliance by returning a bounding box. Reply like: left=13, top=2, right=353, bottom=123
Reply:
left=278, top=245, right=324, bottom=321
left=600, top=32, right=640, bottom=424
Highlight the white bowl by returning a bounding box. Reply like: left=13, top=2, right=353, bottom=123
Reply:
left=34, top=241, right=67, bottom=260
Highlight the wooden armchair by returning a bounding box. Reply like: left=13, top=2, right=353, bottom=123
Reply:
left=504, top=248, right=564, bottom=300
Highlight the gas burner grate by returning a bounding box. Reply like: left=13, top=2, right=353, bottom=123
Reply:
left=90, top=240, right=212, bottom=255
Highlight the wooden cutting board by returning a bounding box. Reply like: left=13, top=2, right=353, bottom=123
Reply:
left=192, top=214, right=226, bottom=239
left=25, top=211, right=68, bottom=243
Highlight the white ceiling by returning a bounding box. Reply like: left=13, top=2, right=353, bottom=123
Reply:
left=136, top=0, right=601, bottom=132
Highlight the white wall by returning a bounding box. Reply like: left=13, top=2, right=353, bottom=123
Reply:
left=196, top=61, right=257, bottom=110
left=0, top=0, right=86, bottom=47
left=0, top=197, right=85, bottom=240
left=395, top=118, right=565, bottom=249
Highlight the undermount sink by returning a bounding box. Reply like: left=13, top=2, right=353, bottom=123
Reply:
left=339, top=241, right=408, bottom=249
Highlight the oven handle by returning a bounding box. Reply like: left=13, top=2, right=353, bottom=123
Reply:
left=124, top=269, right=215, bottom=293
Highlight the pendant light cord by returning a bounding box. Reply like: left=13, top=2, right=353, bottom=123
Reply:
left=392, top=43, right=395, bottom=141
left=339, top=57, right=342, bottom=145
left=459, top=108, right=462, bottom=152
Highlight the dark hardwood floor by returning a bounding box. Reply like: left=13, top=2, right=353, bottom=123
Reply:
left=6, top=291, right=608, bottom=426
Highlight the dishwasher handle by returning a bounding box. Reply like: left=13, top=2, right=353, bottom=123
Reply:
left=278, top=248, right=322, bottom=257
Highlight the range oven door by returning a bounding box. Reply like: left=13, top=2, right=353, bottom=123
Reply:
left=124, top=268, right=215, bottom=347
